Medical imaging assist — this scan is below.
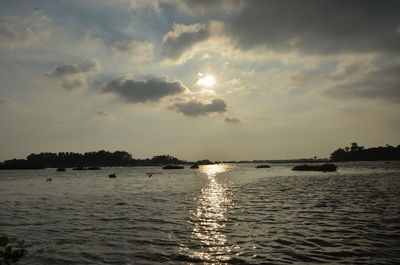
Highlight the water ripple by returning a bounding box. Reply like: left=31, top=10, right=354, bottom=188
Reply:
left=0, top=162, right=399, bottom=264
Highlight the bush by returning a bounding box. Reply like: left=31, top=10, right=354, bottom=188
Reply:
left=0, top=236, right=26, bottom=264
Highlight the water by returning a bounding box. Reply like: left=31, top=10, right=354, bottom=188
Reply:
left=1, top=162, right=400, bottom=264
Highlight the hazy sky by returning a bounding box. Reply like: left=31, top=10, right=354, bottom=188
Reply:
left=0, top=0, right=399, bottom=161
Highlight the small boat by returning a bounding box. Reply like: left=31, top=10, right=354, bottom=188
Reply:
left=109, top=173, right=117, bottom=178
left=46, top=178, right=52, bottom=181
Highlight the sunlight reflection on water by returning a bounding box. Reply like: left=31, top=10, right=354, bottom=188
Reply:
left=182, top=164, right=237, bottom=264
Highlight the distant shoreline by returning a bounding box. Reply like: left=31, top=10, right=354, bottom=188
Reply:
left=1, top=143, right=399, bottom=170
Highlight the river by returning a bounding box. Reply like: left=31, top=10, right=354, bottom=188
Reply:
left=1, top=161, right=399, bottom=264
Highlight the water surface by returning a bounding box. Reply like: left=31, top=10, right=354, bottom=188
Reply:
left=1, top=162, right=399, bottom=264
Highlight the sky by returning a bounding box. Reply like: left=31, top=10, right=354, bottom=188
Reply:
left=0, top=0, right=399, bottom=161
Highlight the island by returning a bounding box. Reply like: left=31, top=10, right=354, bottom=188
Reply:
left=330, top=143, right=400, bottom=161
left=256, top=165, right=271, bottom=168
left=0, top=151, right=188, bottom=170
left=292, top=163, right=337, bottom=172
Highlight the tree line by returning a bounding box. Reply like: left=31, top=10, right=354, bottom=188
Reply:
left=0, top=151, right=187, bottom=169
left=330, top=143, right=400, bottom=161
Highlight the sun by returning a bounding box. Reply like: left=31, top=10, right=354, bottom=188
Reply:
left=196, top=74, right=215, bottom=87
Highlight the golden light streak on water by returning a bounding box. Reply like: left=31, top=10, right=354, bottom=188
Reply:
left=182, top=164, right=237, bottom=264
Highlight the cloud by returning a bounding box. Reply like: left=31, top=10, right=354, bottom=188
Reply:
left=162, top=23, right=210, bottom=60
left=45, top=58, right=100, bottom=78
left=326, top=63, right=400, bottom=102
left=170, top=98, right=227, bottom=116
left=161, top=21, right=225, bottom=62
left=0, top=98, right=11, bottom=106
left=45, top=58, right=101, bottom=90
left=97, top=110, right=115, bottom=119
left=111, top=40, right=154, bottom=63
left=129, top=0, right=243, bottom=15
left=224, top=116, right=241, bottom=123
left=227, top=0, right=400, bottom=55
left=165, top=0, right=243, bottom=15
left=100, top=75, right=188, bottom=103
left=0, top=10, right=51, bottom=50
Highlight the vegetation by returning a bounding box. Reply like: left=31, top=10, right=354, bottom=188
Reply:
left=194, top=159, right=214, bottom=165
left=0, top=159, right=45, bottom=170
left=0, top=236, right=26, bottom=264
left=292, top=163, right=337, bottom=172
left=1, top=143, right=398, bottom=170
left=72, top=166, right=101, bottom=170
left=330, top=143, right=400, bottom=162
left=162, top=165, right=184, bottom=169
left=0, top=151, right=187, bottom=169
left=256, top=165, right=271, bottom=168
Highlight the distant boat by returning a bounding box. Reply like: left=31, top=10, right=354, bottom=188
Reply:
left=190, top=164, right=199, bottom=169
left=46, top=178, right=52, bottom=181
left=109, top=173, right=117, bottom=178
left=56, top=167, right=66, bottom=171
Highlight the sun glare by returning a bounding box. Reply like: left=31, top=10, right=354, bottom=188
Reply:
left=197, top=75, right=215, bottom=87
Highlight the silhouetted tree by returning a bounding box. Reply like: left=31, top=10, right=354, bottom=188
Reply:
left=0, top=150, right=189, bottom=169
left=330, top=143, right=400, bottom=161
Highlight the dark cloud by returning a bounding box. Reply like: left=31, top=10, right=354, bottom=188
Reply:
left=170, top=98, right=227, bottom=116
left=97, top=110, right=109, bottom=116
left=224, top=116, right=241, bottom=123
left=326, top=64, right=400, bottom=102
left=61, top=78, right=85, bottom=90
left=45, top=58, right=100, bottom=90
left=0, top=98, right=11, bottom=106
left=97, top=110, right=115, bottom=119
left=45, top=58, right=100, bottom=78
left=162, top=23, right=209, bottom=60
left=101, top=75, right=187, bottom=103
left=227, top=0, right=400, bottom=54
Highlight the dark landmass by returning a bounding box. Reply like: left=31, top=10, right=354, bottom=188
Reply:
left=292, top=163, right=337, bottom=172
left=1, top=143, right=398, bottom=170
left=190, top=164, right=199, bottom=169
left=72, top=166, right=101, bottom=170
left=0, top=151, right=187, bottom=170
left=256, top=165, right=271, bottom=168
left=330, top=143, right=400, bottom=162
left=162, top=165, right=184, bottom=169
left=0, top=159, right=46, bottom=170
left=194, top=159, right=214, bottom=165
left=221, top=158, right=330, bottom=164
